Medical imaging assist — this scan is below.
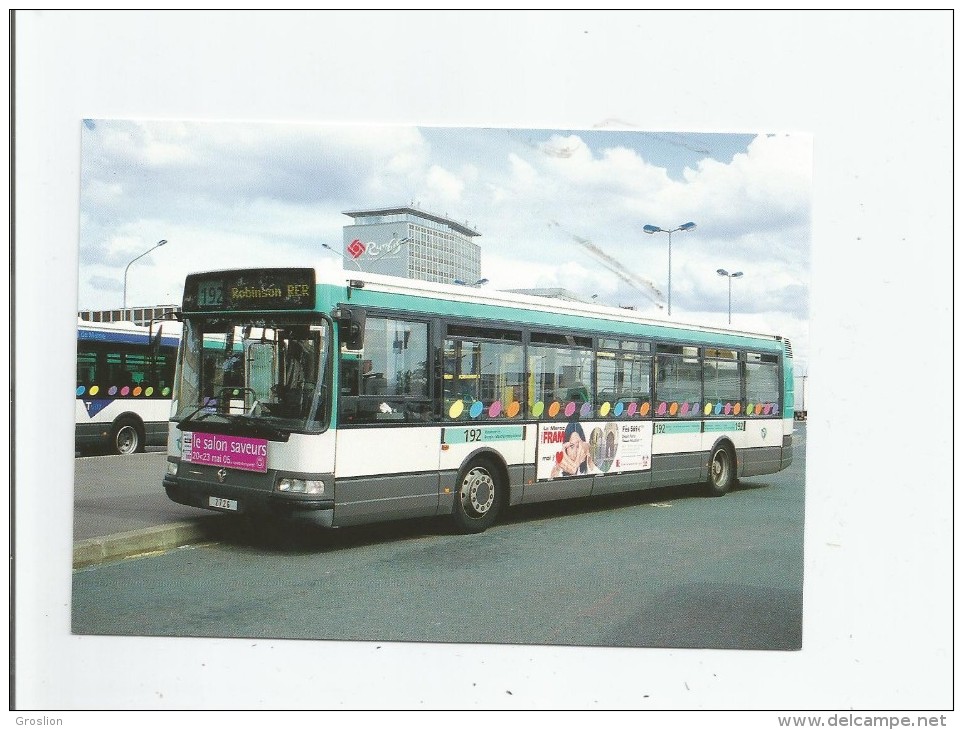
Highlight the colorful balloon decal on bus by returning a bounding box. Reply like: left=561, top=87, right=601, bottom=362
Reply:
left=444, top=397, right=780, bottom=421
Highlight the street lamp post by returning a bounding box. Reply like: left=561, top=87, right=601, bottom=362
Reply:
left=716, top=268, right=744, bottom=324
left=321, top=242, right=362, bottom=270
left=123, top=239, right=167, bottom=320
left=454, top=278, right=489, bottom=287
left=643, top=221, right=696, bottom=316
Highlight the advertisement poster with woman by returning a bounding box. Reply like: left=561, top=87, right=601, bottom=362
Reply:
left=537, top=419, right=653, bottom=480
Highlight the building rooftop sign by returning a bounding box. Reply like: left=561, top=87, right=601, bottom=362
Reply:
left=343, top=205, right=480, bottom=238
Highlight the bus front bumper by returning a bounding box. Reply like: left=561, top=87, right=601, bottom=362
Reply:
left=164, top=464, right=336, bottom=528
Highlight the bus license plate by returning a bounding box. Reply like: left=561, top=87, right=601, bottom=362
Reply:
left=209, top=496, right=238, bottom=511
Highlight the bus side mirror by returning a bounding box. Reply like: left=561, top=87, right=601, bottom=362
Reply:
left=333, top=306, right=366, bottom=350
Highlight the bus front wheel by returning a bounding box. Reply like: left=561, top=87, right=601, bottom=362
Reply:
left=451, top=458, right=503, bottom=534
left=706, top=443, right=736, bottom=497
left=111, top=418, right=144, bottom=455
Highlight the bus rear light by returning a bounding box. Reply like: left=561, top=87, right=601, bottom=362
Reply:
left=276, top=478, right=325, bottom=495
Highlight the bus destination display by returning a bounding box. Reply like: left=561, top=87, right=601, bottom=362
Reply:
left=183, top=268, right=316, bottom=312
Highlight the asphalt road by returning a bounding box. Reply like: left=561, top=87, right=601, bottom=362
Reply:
left=73, top=449, right=205, bottom=541
left=72, top=425, right=806, bottom=650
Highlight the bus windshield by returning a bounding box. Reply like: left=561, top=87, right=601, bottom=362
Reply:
left=172, top=317, right=329, bottom=434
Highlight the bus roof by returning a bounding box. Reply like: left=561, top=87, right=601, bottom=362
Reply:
left=77, top=318, right=181, bottom=346
left=314, top=270, right=788, bottom=352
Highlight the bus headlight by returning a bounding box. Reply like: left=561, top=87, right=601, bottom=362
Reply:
left=276, top=478, right=325, bottom=495
left=167, top=462, right=178, bottom=476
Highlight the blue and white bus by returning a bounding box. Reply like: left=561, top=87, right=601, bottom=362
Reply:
left=76, top=319, right=180, bottom=455
left=164, top=268, right=793, bottom=533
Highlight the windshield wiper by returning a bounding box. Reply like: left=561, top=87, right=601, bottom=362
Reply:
left=234, top=414, right=290, bottom=440
left=175, top=397, right=220, bottom=430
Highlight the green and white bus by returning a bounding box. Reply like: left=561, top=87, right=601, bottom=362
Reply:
left=164, top=268, right=794, bottom=533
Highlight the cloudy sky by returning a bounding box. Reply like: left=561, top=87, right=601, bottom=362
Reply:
left=79, top=121, right=811, bottom=371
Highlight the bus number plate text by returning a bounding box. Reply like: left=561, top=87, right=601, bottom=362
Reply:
left=208, top=496, right=238, bottom=511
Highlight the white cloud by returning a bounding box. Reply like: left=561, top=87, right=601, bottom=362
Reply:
left=425, top=164, right=465, bottom=201
left=508, top=152, right=536, bottom=187
left=682, top=133, right=813, bottom=232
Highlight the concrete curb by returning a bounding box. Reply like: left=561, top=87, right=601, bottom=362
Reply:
left=73, top=520, right=217, bottom=569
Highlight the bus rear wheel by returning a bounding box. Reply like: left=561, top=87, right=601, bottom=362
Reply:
left=706, top=443, right=736, bottom=497
left=451, top=459, right=503, bottom=534
left=111, top=418, right=144, bottom=455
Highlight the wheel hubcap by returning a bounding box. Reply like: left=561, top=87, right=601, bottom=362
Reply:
left=118, top=427, right=136, bottom=453
left=712, top=453, right=728, bottom=484
left=461, top=468, right=495, bottom=517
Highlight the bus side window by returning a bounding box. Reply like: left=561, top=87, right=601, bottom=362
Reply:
left=528, top=339, right=594, bottom=417
left=77, top=351, right=98, bottom=386
left=339, top=318, right=431, bottom=424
